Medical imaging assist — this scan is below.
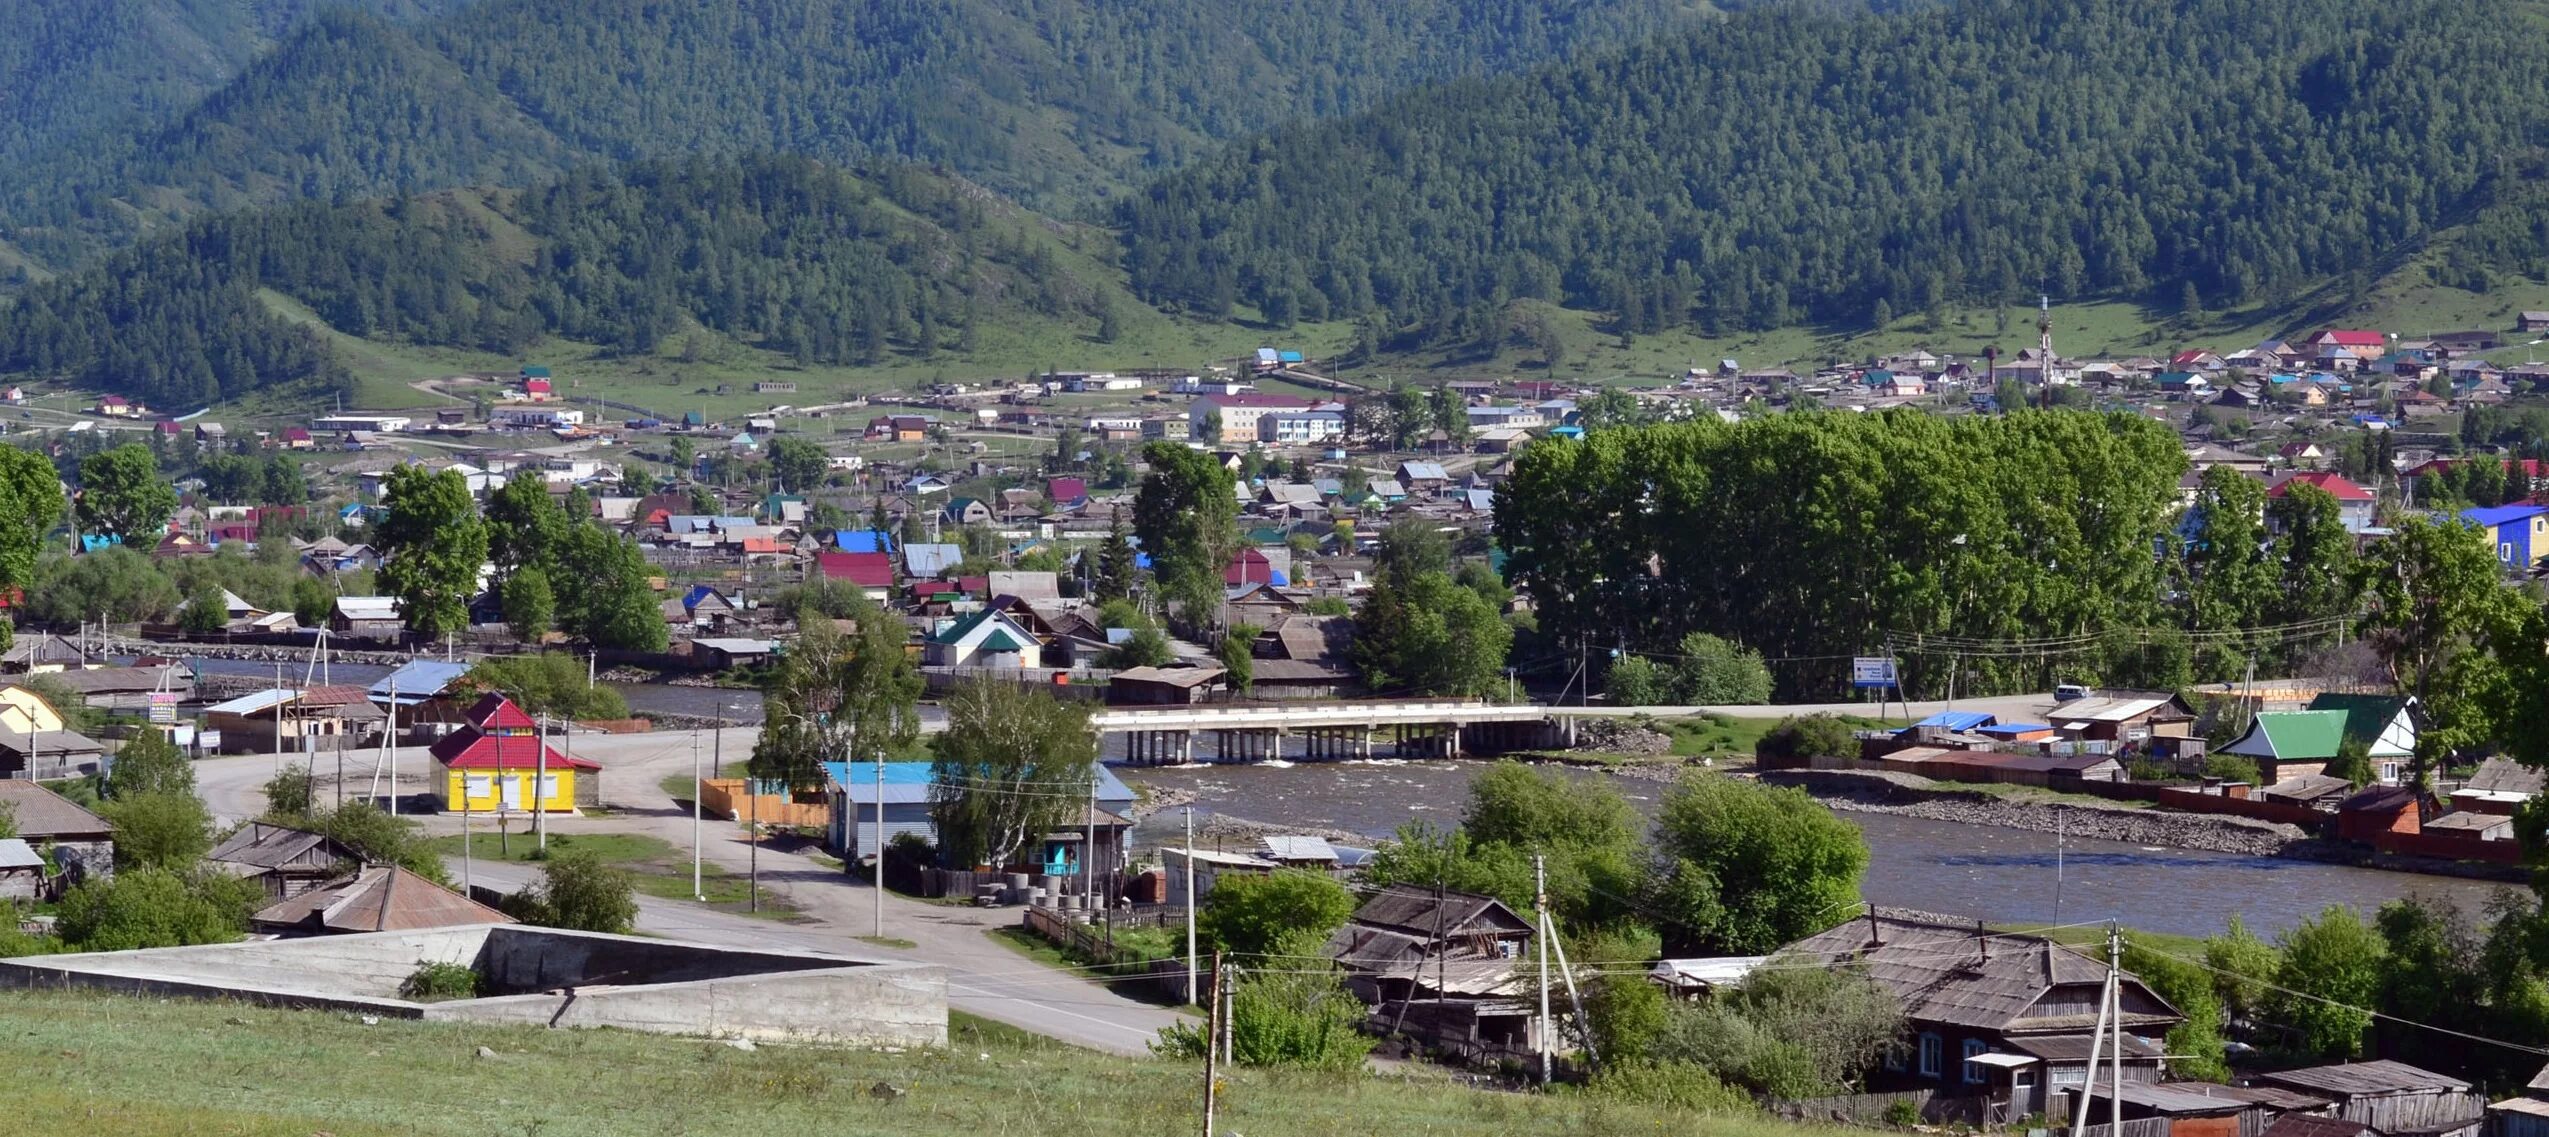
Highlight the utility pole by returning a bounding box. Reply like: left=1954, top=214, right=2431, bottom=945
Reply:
left=1184, top=805, right=1199, bottom=1005
left=1535, top=853, right=1553, bottom=1087
left=1082, top=776, right=1097, bottom=917
left=874, top=748, right=886, bottom=938
left=2109, top=925, right=2124, bottom=1137
left=691, top=728, right=705, bottom=901
left=2068, top=924, right=2117, bottom=1137
left=535, top=713, right=550, bottom=850
left=1202, top=950, right=1222, bottom=1137
left=383, top=677, right=398, bottom=816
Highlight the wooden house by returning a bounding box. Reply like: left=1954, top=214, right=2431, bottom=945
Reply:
left=1326, top=885, right=1542, bottom=1064
left=0, top=780, right=112, bottom=881
left=207, top=822, right=358, bottom=899
left=1786, top=915, right=2183, bottom=1120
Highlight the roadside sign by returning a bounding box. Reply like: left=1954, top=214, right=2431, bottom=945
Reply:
left=148, top=692, right=179, bottom=725
left=1850, top=657, right=1897, bottom=689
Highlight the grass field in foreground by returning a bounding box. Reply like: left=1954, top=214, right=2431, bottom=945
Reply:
left=0, top=989, right=1828, bottom=1137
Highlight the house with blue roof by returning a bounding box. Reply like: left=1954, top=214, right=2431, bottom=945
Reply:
left=368, top=659, right=475, bottom=727
left=2462, top=503, right=2549, bottom=569
left=822, top=761, right=1136, bottom=875
left=834, top=529, right=896, bottom=555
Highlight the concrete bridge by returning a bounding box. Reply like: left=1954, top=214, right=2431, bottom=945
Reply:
left=1088, top=699, right=1650, bottom=763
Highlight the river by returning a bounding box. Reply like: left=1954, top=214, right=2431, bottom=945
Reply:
left=170, top=657, right=2516, bottom=936
left=1114, top=759, right=2515, bottom=940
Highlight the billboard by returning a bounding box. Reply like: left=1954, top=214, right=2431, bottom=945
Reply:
left=1850, top=657, right=1897, bottom=689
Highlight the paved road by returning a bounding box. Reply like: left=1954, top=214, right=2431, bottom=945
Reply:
left=196, top=728, right=1187, bottom=1055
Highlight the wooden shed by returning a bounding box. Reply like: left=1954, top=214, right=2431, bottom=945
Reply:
left=2253, top=1059, right=2481, bottom=1137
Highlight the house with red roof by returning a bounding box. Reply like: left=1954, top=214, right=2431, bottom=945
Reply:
left=814, top=550, right=894, bottom=601
left=2169, top=350, right=2226, bottom=372
left=2307, top=329, right=2389, bottom=367
left=429, top=694, right=598, bottom=814
left=2268, top=471, right=2378, bottom=533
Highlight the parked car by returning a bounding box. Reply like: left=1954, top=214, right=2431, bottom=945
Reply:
left=2053, top=683, right=2090, bottom=703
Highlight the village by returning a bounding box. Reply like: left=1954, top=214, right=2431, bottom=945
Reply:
left=9, top=314, right=2549, bottom=1135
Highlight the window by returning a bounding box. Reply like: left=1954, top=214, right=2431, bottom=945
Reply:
left=2380, top=762, right=2401, bottom=784
left=1885, top=1042, right=1906, bottom=1072
left=536, top=774, right=560, bottom=801
left=2503, top=543, right=2517, bottom=563
left=1963, top=1039, right=1989, bottom=1084
left=1918, top=1033, right=1944, bottom=1078
left=463, top=775, right=492, bottom=799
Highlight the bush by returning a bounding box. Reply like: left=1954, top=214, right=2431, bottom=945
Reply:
left=2204, top=753, right=2262, bottom=786
left=56, top=867, right=260, bottom=951
left=1605, top=655, right=1669, bottom=706
left=1152, top=932, right=1372, bottom=1071
left=1587, top=1060, right=1757, bottom=1113
left=1883, top=1100, right=1921, bottom=1127
left=1669, top=633, right=1772, bottom=705
left=399, top=960, right=482, bottom=1001
left=100, top=791, right=213, bottom=872
left=463, top=654, right=630, bottom=721
left=105, top=728, right=194, bottom=799
left=1200, top=869, right=1356, bottom=959
left=264, top=765, right=316, bottom=819
left=1649, top=963, right=1904, bottom=1099
left=1754, top=714, right=1856, bottom=762
left=507, top=847, right=637, bottom=933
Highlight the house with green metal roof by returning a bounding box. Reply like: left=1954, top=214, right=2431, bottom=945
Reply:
left=2219, top=696, right=2415, bottom=786
left=924, top=608, right=1043, bottom=670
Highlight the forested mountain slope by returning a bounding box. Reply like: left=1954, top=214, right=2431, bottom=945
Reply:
left=0, top=0, right=1709, bottom=269
left=0, top=1, right=456, bottom=176
left=1120, top=0, right=2549, bottom=347
left=0, top=156, right=1139, bottom=407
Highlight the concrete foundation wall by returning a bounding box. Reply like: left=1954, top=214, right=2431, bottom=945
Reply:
left=430, top=962, right=947, bottom=1046
left=473, top=926, right=840, bottom=992
left=0, top=924, right=946, bottom=1046
left=0, top=927, right=492, bottom=1001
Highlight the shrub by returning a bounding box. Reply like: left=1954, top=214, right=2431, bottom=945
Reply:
left=264, top=765, right=316, bottom=819
left=1754, top=714, right=1856, bottom=762
left=1883, top=1100, right=1921, bottom=1127
left=399, top=960, right=482, bottom=1001
left=1200, top=869, right=1356, bottom=959
left=1587, top=1060, right=1757, bottom=1113
left=509, top=847, right=637, bottom=934
left=2203, top=752, right=2262, bottom=786
left=100, top=791, right=213, bottom=872
left=1152, top=932, right=1372, bottom=1071
left=56, top=867, right=259, bottom=951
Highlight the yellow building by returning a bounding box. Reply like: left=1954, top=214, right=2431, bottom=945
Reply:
left=427, top=694, right=599, bottom=814
left=0, top=685, right=66, bottom=734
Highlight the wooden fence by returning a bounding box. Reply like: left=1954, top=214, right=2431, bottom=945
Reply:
left=1019, top=905, right=1196, bottom=1003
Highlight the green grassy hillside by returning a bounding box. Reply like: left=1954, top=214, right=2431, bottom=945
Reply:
left=0, top=987, right=1824, bottom=1137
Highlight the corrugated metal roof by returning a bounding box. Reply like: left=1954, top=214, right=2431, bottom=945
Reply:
left=1259, top=835, right=1337, bottom=862
left=252, top=865, right=513, bottom=934
left=1912, top=711, right=1997, bottom=732
left=0, top=838, right=43, bottom=869
left=371, top=660, right=471, bottom=704
left=2260, top=1059, right=2472, bottom=1098
left=206, top=688, right=300, bottom=716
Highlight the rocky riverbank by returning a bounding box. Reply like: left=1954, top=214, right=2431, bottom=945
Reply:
left=1762, top=769, right=2306, bottom=857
